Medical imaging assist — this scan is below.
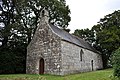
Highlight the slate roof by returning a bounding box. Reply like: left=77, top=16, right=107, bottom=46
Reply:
left=49, top=24, right=100, bottom=54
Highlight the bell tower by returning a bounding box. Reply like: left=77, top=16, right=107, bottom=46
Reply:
left=39, top=8, right=49, bottom=23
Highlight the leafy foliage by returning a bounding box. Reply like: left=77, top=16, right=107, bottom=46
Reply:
left=93, top=10, right=120, bottom=68
left=73, top=28, right=95, bottom=44
left=112, top=48, right=120, bottom=78
left=73, top=10, right=120, bottom=68
left=0, top=0, right=71, bottom=73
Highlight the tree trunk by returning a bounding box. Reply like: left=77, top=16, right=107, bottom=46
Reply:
left=102, top=54, right=108, bottom=69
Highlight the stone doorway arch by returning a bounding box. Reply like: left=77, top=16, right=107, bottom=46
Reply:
left=39, top=58, right=44, bottom=74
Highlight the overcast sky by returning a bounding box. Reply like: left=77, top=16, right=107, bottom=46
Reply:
left=66, top=0, right=120, bottom=33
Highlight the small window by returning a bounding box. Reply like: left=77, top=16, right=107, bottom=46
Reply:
left=80, top=49, right=84, bottom=61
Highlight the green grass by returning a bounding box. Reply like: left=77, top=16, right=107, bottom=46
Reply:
left=0, top=69, right=113, bottom=80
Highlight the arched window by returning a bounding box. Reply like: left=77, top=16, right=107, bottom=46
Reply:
left=91, top=60, right=94, bottom=71
left=80, top=49, right=84, bottom=61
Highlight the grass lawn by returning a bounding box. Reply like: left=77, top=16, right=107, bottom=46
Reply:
left=0, top=69, right=113, bottom=80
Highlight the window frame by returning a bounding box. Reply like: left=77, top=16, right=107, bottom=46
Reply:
left=80, top=49, right=84, bottom=61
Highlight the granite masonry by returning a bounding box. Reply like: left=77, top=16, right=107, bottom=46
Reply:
left=26, top=9, right=103, bottom=75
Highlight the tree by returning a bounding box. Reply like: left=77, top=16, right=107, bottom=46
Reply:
left=0, top=0, right=27, bottom=73
left=73, top=28, right=95, bottom=45
left=93, top=10, right=120, bottom=68
left=112, top=47, right=120, bottom=78
left=14, top=0, right=71, bottom=43
left=73, top=10, right=120, bottom=68
left=0, top=0, right=71, bottom=73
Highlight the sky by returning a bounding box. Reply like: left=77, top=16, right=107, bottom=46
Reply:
left=66, top=0, right=120, bottom=33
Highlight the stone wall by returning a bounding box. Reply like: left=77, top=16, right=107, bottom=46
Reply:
left=61, top=40, right=103, bottom=75
left=26, top=19, right=62, bottom=75
left=26, top=10, right=103, bottom=75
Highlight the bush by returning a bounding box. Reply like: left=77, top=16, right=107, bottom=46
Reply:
left=112, top=47, right=120, bottom=78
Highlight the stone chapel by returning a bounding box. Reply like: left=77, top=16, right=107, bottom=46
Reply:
left=26, top=9, right=103, bottom=75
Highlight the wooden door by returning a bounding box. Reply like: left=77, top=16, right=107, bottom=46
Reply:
left=39, top=58, right=44, bottom=74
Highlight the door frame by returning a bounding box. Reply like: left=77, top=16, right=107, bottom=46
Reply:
left=39, top=58, right=44, bottom=74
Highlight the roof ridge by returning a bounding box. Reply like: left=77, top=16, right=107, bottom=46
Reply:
left=49, top=23, right=100, bottom=54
